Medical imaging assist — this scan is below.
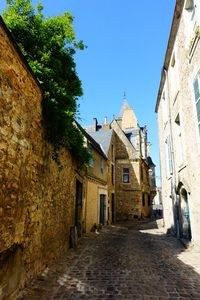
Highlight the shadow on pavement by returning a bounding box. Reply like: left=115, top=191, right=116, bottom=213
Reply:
left=114, top=217, right=162, bottom=230
left=16, top=218, right=200, bottom=300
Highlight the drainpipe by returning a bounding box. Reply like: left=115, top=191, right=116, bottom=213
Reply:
left=163, top=67, right=180, bottom=239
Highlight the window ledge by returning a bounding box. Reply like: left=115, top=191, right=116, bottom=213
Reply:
left=163, top=120, right=168, bottom=130
left=189, top=34, right=200, bottom=62
left=178, top=163, right=187, bottom=172
left=166, top=175, right=172, bottom=180
left=173, top=90, right=180, bottom=105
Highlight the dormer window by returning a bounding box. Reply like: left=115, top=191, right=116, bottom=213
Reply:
left=185, top=0, right=194, bottom=10
left=171, top=53, right=175, bottom=67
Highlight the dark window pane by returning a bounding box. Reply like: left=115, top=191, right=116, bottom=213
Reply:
left=111, top=165, right=114, bottom=185
left=148, top=195, right=151, bottom=206
left=196, top=99, right=200, bottom=122
left=123, top=168, right=129, bottom=174
left=142, top=193, right=145, bottom=206
left=167, top=136, right=173, bottom=174
left=123, top=174, right=129, bottom=183
left=194, top=78, right=200, bottom=102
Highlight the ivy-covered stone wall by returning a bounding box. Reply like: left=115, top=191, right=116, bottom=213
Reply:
left=0, top=19, right=76, bottom=299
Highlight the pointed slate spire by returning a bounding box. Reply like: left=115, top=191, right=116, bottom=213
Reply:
left=117, top=93, right=138, bottom=129
left=118, top=92, right=130, bottom=118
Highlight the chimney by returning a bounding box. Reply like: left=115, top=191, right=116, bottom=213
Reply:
left=93, top=117, right=97, bottom=131
left=102, top=116, right=110, bottom=131
left=104, top=116, right=108, bottom=125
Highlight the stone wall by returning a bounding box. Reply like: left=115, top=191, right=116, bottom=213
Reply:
left=115, top=159, right=141, bottom=220
left=0, top=19, right=77, bottom=299
left=112, top=118, right=152, bottom=220
left=106, top=131, right=116, bottom=224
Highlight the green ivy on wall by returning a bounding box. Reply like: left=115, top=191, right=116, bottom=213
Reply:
left=3, top=0, right=90, bottom=168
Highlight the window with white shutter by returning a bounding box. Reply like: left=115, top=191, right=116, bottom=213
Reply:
left=175, top=114, right=184, bottom=166
left=193, top=71, right=200, bottom=136
left=165, top=135, right=173, bottom=177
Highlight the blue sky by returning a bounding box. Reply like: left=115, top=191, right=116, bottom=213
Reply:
left=0, top=1, right=176, bottom=183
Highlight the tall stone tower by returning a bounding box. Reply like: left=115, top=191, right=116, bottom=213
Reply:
left=111, top=95, right=156, bottom=220
left=119, top=93, right=138, bottom=130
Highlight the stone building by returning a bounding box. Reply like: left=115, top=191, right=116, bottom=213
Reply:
left=77, top=125, right=108, bottom=233
left=155, top=0, right=200, bottom=246
left=85, top=96, right=156, bottom=221
left=85, top=117, right=116, bottom=225
left=112, top=98, right=155, bottom=220
left=0, top=16, right=84, bottom=298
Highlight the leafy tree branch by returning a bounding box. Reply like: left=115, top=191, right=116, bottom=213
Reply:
left=3, top=0, right=90, bottom=167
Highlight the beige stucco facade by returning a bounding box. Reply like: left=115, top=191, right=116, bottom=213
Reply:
left=84, top=138, right=108, bottom=233
left=85, top=180, right=108, bottom=232
left=156, top=0, right=200, bottom=245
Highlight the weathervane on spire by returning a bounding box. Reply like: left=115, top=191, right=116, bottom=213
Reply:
left=119, top=92, right=130, bottom=117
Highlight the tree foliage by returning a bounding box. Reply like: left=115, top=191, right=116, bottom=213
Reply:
left=3, top=0, right=90, bottom=167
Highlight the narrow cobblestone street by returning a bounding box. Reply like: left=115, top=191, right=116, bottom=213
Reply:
left=16, top=220, right=200, bottom=300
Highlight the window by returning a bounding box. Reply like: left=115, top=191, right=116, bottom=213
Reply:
left=165, top=135, right=173, bottom=177
left=184, top=0, right=197, bottom=47
left=175, top=114, right=184, bottom=166
left=140, top=165, right=143, bottom=182
left=162, top=90, right=168, bottom=125
left=111, top=164, right=114, bottom=185
left=185, top=0, right=196, bottom=21
left=171, top=53, right=175, bottom=67
left=100, top=158, right=104, bottom=175
left=111, top=144, right=114, bottom=161
left=185, top=0, right=194, bottom=10
left=88, top=144, right=94, bottom=167
left=142, top=193, right=145, bottom=207
left=148, top=195, right=151, bottom=206
left=193, top=71, right=200, bottom=136
left=170, top=52, right=180, bottom=102
left=122, top=168, right=130, bottom=183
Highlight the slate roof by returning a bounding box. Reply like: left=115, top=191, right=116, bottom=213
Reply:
left=147, top=156, right=156, bottom=167
left=118, top=98, right=130, bottom=118
left=75, top=122, right=107, bottom=159
left=85, top=129, right=113, bottom=157
left=123, top=128, right=139, bottom=149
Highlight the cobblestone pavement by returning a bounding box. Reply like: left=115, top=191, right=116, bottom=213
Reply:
left=16, top=219, right=200, bottom=300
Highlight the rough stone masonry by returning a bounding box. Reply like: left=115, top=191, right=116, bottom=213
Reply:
left=0, top=17, right=77, bottom=299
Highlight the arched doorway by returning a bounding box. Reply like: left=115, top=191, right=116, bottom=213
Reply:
left=179, top=187, right=191, bottom=241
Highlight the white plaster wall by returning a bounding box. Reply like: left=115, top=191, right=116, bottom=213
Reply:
left=157, top=0, right=200, bottom=245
